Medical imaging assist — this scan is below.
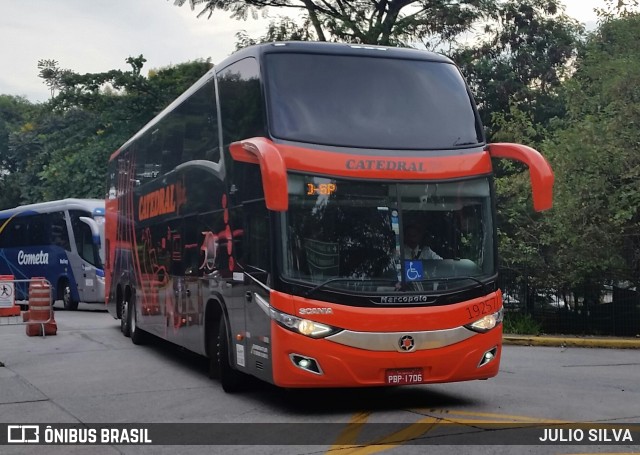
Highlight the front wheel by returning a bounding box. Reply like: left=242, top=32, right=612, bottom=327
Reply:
left=217, top=317, right=248, bottom=393
left=121, top=298, right=131, bottom=337
left=62, top=282, right=79, bottom=311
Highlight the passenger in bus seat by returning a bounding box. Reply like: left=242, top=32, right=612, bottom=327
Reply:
left=403, top=224, right=442, bottom=260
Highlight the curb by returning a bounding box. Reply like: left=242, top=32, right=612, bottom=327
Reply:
left=503, top=335, right=640, bottom=349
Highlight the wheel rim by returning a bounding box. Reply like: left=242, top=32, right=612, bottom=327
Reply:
left=122, top=300, right=129, bottom=330
left=63, top=286, right=71, bottom=306
left=130, top=302, right=136, bottom=334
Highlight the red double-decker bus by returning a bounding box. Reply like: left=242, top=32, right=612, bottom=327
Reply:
left=105, top=42, right=553, bottom=392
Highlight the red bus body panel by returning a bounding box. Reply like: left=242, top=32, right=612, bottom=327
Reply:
left=268, top=290, right=502, bottom=388
left=271, top=327, right=501, bottom=387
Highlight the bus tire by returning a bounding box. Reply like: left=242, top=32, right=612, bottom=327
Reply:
left=121, top=297, right=131, bottom=338
left=130, top=298, right=147, bottom=345
left=61, top=281, right=79, bottom=311
left=217, top=317, right=247, bottom=393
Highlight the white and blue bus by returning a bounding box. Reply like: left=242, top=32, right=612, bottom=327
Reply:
left=0, top=198, right=105, bottom=310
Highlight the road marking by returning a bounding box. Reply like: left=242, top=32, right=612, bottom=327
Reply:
left=329, top=412, right=370, bottom=452
left=328, top=412, right=439, bottom=454
left=329, top=410, right=637, bottom=454
left=414, top=409, right=570, bottom=424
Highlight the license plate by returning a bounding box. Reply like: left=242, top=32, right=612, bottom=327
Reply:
left=385, top=368, right=424, bottom=385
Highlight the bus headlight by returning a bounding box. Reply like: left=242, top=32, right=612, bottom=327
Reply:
left=270, top=308, right=341, bottom=338
left=465, top=307, right=504, bottom=333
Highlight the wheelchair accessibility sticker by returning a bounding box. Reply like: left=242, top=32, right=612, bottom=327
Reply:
left=404, top=261, right=423, bottom=281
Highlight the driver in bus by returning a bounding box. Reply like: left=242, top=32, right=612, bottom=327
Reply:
left=403, top=224, right=442, bottom=260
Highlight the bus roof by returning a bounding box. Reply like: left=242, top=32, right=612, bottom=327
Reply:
left=111, top=42, right=455, bottom=161
left=0, top=198, right=105, bottom=219
left=220, top=41, right=454, bottom=68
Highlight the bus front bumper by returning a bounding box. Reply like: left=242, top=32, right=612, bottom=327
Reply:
left=270, top=323, right=502, bottom=388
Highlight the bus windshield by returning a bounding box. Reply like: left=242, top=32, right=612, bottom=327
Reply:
left=281, top=175, right=494, bottom=294
left=264, top=53, right=482, bottom=150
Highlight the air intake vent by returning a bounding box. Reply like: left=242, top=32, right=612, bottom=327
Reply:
left=255, top=361, right=264, bottom=370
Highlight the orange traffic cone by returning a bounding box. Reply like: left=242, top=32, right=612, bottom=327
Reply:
left=25, top=278, right=57, bottom=337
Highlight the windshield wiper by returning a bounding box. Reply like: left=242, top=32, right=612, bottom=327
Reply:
left=415, top=276, right=489, bottom=294
left=452, top=137, right=481, bottom=147
left=303, top=276, right=489, bottom=298
left=305, top=278, right=398, bottom=298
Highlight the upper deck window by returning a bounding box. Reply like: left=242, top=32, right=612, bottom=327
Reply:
left=264, top=53, right=482, bottom=150
left=217, top=57, right=266, bottom=145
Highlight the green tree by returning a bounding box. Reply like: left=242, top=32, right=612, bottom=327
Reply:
left=545, top=13, right=640, bottom=287
left=3, top=57, right=212, bottom=206
left=177, top=0, right=581, bottom=145
left=490, top=105, right=558, bottom=302
left=234, top=16, right=315, bottom=49
left=37, top=59, right=73, bottom=99
left=454, top=0, right=582, bottom=139
left=596, top=0, right=639, bottom=19
left=494, top=13, right=640, bottom=299
left=0, top=95, right=40, bottom=209
left=173, top=0, right=495, bottom=47
left=0, top=95, right=39, bottom=173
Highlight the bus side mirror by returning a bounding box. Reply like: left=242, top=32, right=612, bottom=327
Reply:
left=229, top=138, right=288, bottom=211
left=488, top=143, right=554, bottom=212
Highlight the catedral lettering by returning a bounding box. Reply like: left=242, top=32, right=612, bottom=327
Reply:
left=138, top=185, right=176, bottom=221
left=345, top=159, right=425, bottom=172
left=106, top=42, right=554, bottom=394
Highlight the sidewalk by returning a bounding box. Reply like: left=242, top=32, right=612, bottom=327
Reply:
left=503, top=334, right=640, bottom=349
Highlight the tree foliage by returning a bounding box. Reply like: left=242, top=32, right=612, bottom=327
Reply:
left=173, top=0, right=494, bottom=47
left=455, top=0, right=582, bottom=139
left=495, top=13, right=640, bottom=293
left=234, top=16, right=315, bottom=49
left=596, top=0, right=640, bottom=19
left=177, top=0, right=582, bottom=144
left=0, top=95, right=41, bottom=208
left=544, top=13, right=640, bottom=286
left=0, top=57, right=211, bottom=208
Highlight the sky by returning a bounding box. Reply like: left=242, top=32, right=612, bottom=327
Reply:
left=0, top=0, right=604, bottom=103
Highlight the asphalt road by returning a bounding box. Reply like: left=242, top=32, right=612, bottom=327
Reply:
left=0, top=306, right=638, bottom=454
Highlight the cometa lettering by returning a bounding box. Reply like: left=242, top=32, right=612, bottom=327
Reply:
left=138, top=185, right=176, bottom=221
left=17, top=250, right=49, bottom=265
left=345, top=159, right=425, bottom=172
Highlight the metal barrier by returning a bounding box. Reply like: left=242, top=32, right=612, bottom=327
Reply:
left=499, top=268, right=640, bottom=336
left=0, top=277, right=57, bottom=337
left=0, top=274, right=20, bottom=317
